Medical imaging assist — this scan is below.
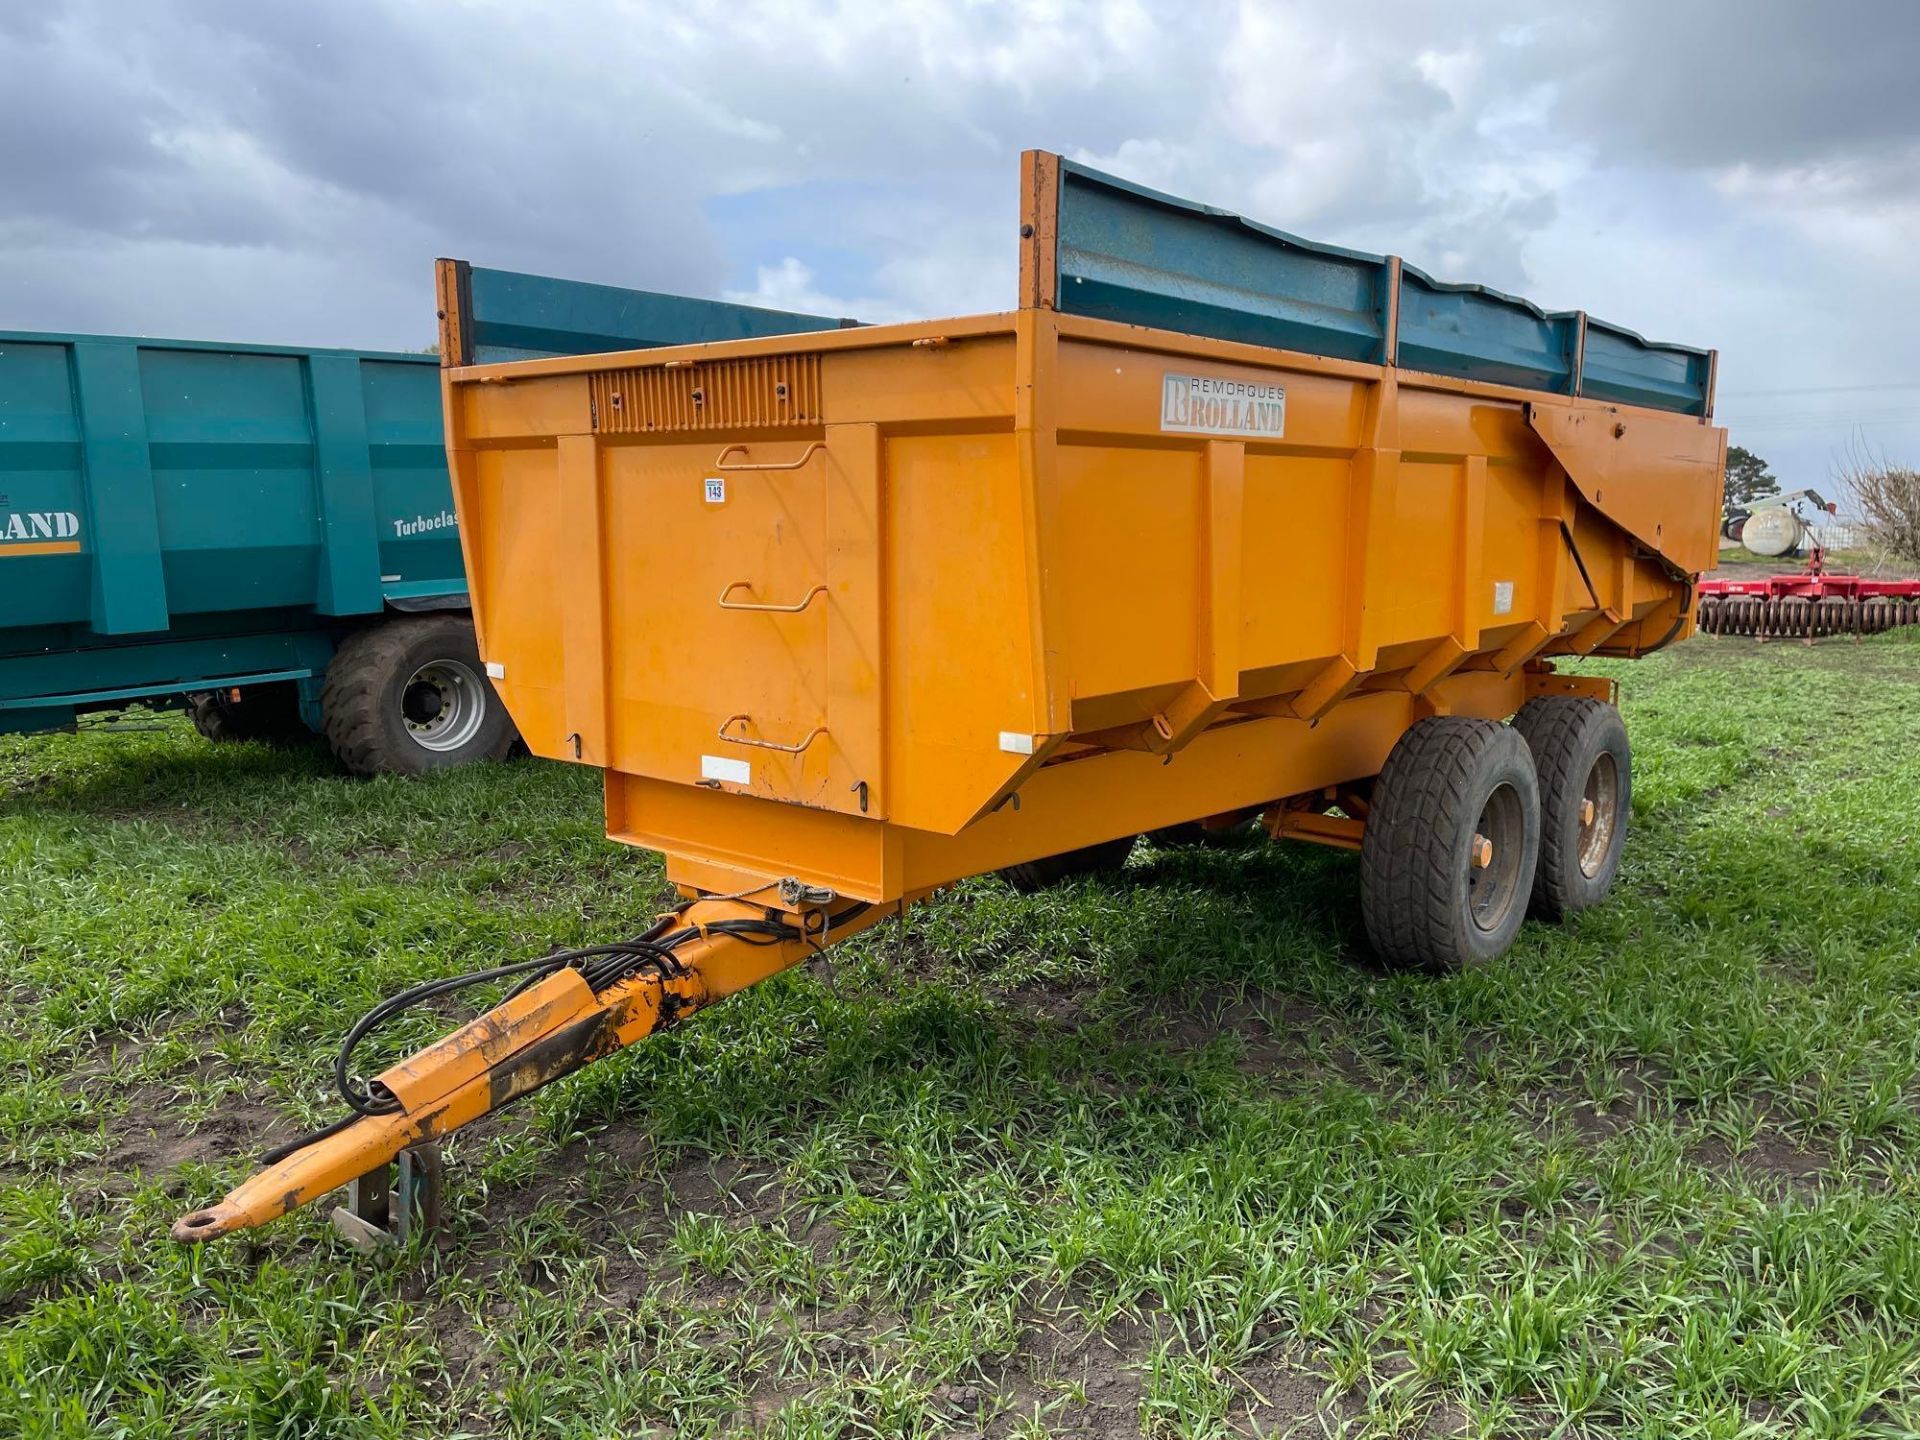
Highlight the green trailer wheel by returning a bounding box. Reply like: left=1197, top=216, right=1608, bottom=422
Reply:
left=320, top=616, right=517, bottom=776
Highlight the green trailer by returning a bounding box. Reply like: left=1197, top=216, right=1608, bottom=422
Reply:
left=0, top=329, right=513, bottom=772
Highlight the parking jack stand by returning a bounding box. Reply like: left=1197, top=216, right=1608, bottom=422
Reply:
left=329, top=1142, right=444, bottom=1253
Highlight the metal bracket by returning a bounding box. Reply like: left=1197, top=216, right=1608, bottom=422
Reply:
left=1267, top=809, right=1366, bottom=852
left=1523, top=668, right=1619, bottom=706
left=329, top=1142, right=445, bottom=1254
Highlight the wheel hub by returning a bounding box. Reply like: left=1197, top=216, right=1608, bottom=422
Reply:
left=399, top=660, right=487, bottom=753
left=401, top=681, right=445, bottom=725
left=1467, top=783, right=1525, bottom=933
left=1576, top=752, right=1619, bottom=878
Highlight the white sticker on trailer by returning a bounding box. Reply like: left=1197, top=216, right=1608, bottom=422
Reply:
left=1160, top=373, right=1286, bottom=439
left=1492, top=580, right=1515, bottom=616
left=701, top=754, right=751, bottom=785
left=704, top=477, right=726, bottom=504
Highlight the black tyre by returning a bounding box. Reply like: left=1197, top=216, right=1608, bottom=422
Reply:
left=1360, top=717, right=1540, bottom=972
left=320, top=615, right=517, bottom=777
left=186, top=682, right=311, bottom=745
left=1509, top=697, right=1630, bottom=921
left=998, top=835, right=1137, bottom=893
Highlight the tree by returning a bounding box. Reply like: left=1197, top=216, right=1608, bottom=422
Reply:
left=1723, top=445, right=1780, bottom=508
left=1837, top=438, right=1920, bottom=567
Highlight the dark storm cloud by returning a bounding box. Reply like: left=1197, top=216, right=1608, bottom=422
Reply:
left=0, top=10, right=221, bottom=238
left=129, top=1, right=716, bottom=279
left=0, top=0, right=729, bottom=342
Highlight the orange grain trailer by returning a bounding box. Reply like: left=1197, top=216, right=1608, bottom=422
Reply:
left=176, top=153, right=1724, bottom=1244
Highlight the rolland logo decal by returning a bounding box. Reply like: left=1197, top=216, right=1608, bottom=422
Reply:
left=1159, top=372, right=1286, bottom=439
left=393, top=509, right=459, bottom=538
left=1, top=509, right=82, bottom=543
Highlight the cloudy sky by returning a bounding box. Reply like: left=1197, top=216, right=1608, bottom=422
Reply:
left=4, top=0, right=1917, bottom=488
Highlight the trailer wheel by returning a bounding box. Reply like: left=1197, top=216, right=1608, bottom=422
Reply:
left=1360, top=717, right=1540, bottom=971
left=998, top=835, right=1137, bottom=892
left=186, top=682, right=311, bottom=746
left=1509, top=697, right=1630, bottom=921
left=320, top=615, right=516, bottom=777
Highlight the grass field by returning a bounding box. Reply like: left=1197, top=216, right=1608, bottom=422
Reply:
left=4, top=635, right=1920, bottom=1438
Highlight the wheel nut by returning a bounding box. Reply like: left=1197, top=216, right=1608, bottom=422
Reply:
left=1471, top=834, right=1493, bottom=869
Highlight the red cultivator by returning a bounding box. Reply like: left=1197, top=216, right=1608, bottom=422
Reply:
left=1697, top=558, right=1920, bottom=640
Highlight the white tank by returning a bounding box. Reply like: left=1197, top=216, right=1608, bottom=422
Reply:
left=1742, top=506, right=1802, bottom=558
